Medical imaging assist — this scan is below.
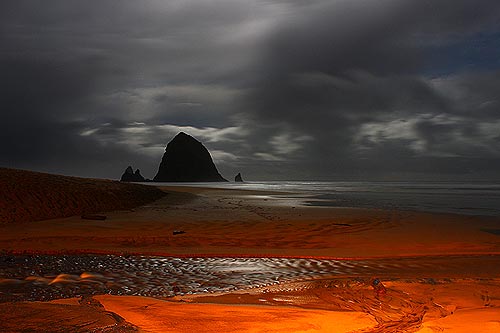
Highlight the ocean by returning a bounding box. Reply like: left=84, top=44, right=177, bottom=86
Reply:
left=143, top=181, right=500, bottom=217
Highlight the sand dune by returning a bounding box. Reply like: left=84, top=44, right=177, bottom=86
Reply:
left=0, top=168, right=165, bottom=224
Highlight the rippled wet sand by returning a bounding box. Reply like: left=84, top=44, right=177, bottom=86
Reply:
left=184, top=277, right=500, bottom=333
left=1, top=254, right=499, bottom=302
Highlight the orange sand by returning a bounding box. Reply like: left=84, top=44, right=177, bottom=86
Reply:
left=1, top=171, right=500, bottom=332
left=1, top=185, right=499, bottom=258
left=94, top=295, right=377, bottom=333
left=0, top=298, right=137, bottom=332
left=1, top=278, right=498, bottom=332
left=174, top=277, right=500, bottom=333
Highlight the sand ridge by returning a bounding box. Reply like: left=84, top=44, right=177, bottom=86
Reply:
left=0, top=168, right=165, bottom=224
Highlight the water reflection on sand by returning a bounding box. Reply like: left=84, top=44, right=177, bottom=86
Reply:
left=1, top=254, right=499, bottom=302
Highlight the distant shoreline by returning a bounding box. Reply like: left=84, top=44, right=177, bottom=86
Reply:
left=141, top=180, right=500, bottom=217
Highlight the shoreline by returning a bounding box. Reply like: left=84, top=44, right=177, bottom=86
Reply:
left=1, top=172, right=500, bottom=332
left=154, top=181, right=500, bottom=218
left=1, top=184, right=499, bottom=258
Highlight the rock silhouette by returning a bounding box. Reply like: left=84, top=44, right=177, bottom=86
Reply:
left=153, top=132, right=227, bottom=182
left=235, top=173, right=243, bottom=182
left=120, top=166, right=145, bottom=182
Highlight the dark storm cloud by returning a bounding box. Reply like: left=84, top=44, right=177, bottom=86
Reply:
left=248, top=0, right=500, bottom=120
left=241, top=0, right=500, bottom=179
left=0, top=0, right=269, bottom=178
left=0, top=55, right=144, bottom=176
left=1, top=1, right=500, bottom=180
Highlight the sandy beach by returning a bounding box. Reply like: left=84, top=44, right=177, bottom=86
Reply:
left=1, top=170, right=499, bottom=332
left=2, top=184, right=500, bottom=258
left=4, top=0, right=500, bottom=331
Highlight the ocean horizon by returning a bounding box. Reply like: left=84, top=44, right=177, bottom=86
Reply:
left=142, top=180, right=500, bottom=217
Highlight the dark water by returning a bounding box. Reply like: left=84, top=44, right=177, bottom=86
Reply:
left=145, top=181, right=500, bottom=216
left=1, top=254, right=499, bottom=302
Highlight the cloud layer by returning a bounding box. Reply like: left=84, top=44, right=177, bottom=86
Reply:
left=1, top=0, right=500, bottom=180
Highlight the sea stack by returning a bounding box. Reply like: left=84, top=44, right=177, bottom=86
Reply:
left=153, top=132, right=227, bottom=182
left=235, top=173, right=243, bottom=182
left=120, top=166, right=145, bottom=182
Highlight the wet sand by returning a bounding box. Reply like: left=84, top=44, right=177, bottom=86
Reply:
left=3, top=254, right=499, bottom=303
left=169, top=277, right=500, bottom=333
left=95, top=295, right=377, bottom=333
left=2, top=276, right=498, bottom=332
left=0, top=297, right=137, bottom=332
left=1, top=177, right=500, bottom=332
left=1, top=185, right=500, bottom=258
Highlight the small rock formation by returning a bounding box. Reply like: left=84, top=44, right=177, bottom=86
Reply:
left=120, top=166, right=145, bottom=182
left=153, top=132, right=227, bottom=182
left=133, top=169, right=145, bottom=181
left=235, top=173, right=243, bottom=182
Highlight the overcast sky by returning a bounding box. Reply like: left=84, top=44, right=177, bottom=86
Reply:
left=1, top=0, right=500, bottom=181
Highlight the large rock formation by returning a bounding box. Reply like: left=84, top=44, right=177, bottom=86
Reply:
left=153, top=132, right=227, bottom=182
left=120, top=166, right=145, bottom=182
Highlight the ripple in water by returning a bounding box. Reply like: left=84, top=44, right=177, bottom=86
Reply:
left=0, top=254, right=498, bottom=302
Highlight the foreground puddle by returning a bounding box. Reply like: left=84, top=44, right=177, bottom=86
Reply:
left=1, top=254, right=499, bottom=302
